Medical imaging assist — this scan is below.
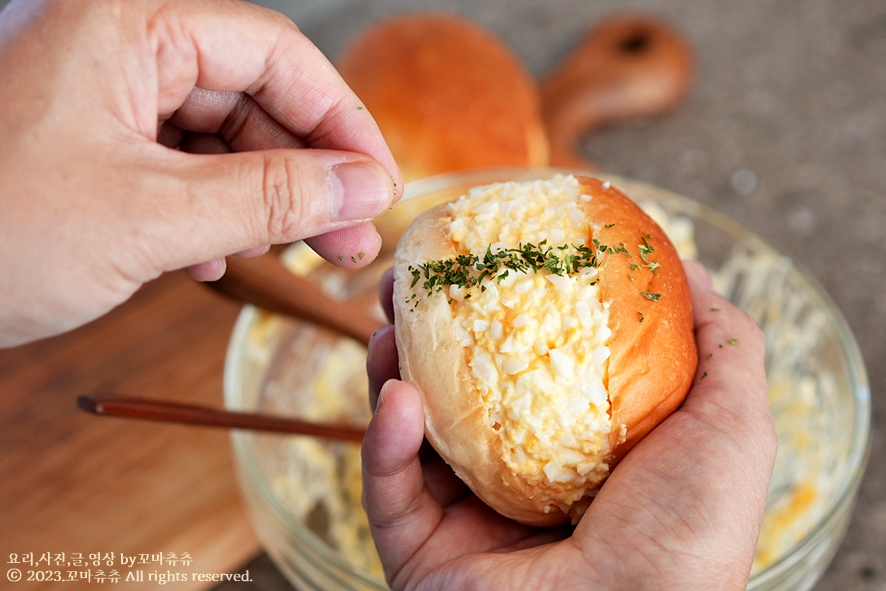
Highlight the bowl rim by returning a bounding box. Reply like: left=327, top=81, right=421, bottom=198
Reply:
left=224, top=166, right=871, bottom=588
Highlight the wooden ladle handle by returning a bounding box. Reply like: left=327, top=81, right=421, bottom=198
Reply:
left=540, top=15, right=695, bottom=168
left=205, top=254, right=381, bottom=347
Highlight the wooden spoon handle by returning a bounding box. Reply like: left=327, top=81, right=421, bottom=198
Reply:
left=205, top=254, right=382, bottom=347
left=540, top=15, right=695, bottom=168
left=77, top=392, right=365, bottom=442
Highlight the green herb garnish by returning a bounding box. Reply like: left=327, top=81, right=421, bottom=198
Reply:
left=641, top=292, right=662, bottom=302
left=408, top=240, right=599, bottom=297
left=638, top=235, right=661, bottom=273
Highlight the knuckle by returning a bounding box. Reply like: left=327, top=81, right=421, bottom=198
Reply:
left=259, top=152, right=308, bottom=242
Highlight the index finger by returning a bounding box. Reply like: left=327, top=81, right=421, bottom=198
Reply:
left=683, top=259, right=772, bottom=434
left=144, top=0, right=402, bottom=193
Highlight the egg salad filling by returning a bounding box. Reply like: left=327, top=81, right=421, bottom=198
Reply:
left=444, top=175, right=613, bottom=511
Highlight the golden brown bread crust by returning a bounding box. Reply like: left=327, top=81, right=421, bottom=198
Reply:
left=393, top=176, right=697, bottom=526
left=337, top=14, right=548, bottom=181
left=582, top=177, right=697, bottom=463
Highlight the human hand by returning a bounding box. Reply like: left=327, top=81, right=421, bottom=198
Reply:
left=0, top=0, right=401, bottom=347
left=363, top=260, right=776, bottom=591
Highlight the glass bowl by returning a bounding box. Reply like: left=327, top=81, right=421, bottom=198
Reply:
left=223, top=168, right=870, bottom=591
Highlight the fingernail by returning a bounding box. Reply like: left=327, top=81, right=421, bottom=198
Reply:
left=185, top=258, right=227, bottom=282
left=331, top=161, right=391, bottom=221
left=375, top=380, right=392, bottom=415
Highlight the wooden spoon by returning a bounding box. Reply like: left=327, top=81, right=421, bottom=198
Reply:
left=540, top=15, right=695, bottom=168
left=77, top=392, right=365, bottom=442
left=205, top=253, right=381, bottom=347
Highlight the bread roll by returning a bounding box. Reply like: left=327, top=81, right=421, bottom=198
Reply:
left=393, top=175, right=697, bottom=526
left=336, top=14, right=548, bottom=182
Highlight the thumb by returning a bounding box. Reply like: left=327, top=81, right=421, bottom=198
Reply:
left=140, top=145, right=397, bottom=273
left=361, top=379, right=443, bottom=579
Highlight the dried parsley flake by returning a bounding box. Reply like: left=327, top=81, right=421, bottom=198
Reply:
left=408, top=240, right=599, bottom=297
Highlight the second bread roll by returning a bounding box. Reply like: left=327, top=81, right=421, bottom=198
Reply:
left=337, top=14, right=548, bottom=181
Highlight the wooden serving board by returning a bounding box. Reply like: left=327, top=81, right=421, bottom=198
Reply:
left=0, top=272, right=260, bottom=590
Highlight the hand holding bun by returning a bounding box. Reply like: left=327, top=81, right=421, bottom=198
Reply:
left=392, top=175, right=697, bottom=525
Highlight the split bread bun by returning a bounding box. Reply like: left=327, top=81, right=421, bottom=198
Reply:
left=392, top=175, right=697, bottom=526
left=336, top=14, right=548, bottom=182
